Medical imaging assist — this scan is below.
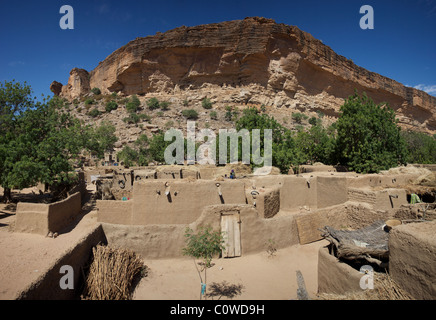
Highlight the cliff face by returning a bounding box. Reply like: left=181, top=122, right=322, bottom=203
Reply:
left=53, top=17, right=436, bottom=133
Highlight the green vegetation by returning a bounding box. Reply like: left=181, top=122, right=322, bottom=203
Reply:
left=146, top=97, right=160, bottom=110
left=182, top=225, right=224, bottom=300
left=84, top=98, right=95, bottom=106
left=117, top=132, right=175, bottom=166
left=182, top=109, right=199, bottom=120
left=0, top=80, right=116, bottom=202
left=201, top=98, right=213, bottom=109
left=292, top=112, right=308, bottom=124
left=401, top=131, right=436, bottom=164
left=210, top=111, right=218, bottom=120
left=123, top=113, right=150, bottom=124
left=2, top=80, right=434, bottom=203
left=234, top=92, right=415, bottom=174
left=224, top=105, right=239, bottom=122
left=159, top=101, right=170, bottom=111
left=105, top=100, right=118, bottom=112
left=126, top=95, right=141, bottom=113
left=335, top=92, right=407, bottom=173
left=88, top=108, right=101, bottom=118
left=91, top=87, right=101, bottom=95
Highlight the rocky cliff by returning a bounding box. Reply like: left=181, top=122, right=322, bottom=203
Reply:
left=53, top=17, right=436, bottom=133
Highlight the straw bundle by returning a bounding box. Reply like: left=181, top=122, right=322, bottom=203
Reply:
left=82, top=245, right=147, bottom=300
left=317, top=272, right=414, bottom=300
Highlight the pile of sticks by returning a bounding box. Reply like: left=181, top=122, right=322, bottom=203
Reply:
left=321, top=221, right=389, bottom=268
left=82, top=244, right=147, bottom=300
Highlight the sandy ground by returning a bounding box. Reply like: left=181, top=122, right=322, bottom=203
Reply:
left=0, top=204, right=98, bottom=299
left=0, top=186, right=326, bottom=300
left=133, top=240, right=328, bottom=300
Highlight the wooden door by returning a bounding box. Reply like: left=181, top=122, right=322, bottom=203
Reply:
left=221, top=213, right=241, bottom=258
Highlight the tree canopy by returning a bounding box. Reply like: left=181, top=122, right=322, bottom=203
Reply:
left=0, top=80, right=117, bottom=201
left=335, top=92, right=408, bottom=173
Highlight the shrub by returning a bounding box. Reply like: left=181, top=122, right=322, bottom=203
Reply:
left=182, top=109, right=199, bottom=120
left=88, top=108, right=101, bottom=118
left=123, top=113, right=140, bottom=124
left=146, top=97, right=160, bottom=110
left=292, top=112, right=308, bottom=124
left=126, top=102, right=137, bottom=113
left=105, top=101, right=118, bottom=112
left=224, top=106, right=233, bottom=122
left=84, top=98, right=95, bottom=106
left=139, top=113, right=151, bottom=122
left=210, top=111, right=218, bottom=120
left=160, top=101, right=170, bottom=111
left=202, top=98, right=213, bottom=109
left=91, top=87, right=101, bottom=95
left=125, top=95, right=141, bottom=113
left=309, top=116, right=321, bottom=126
left=165, top=120, right=174, bottom=129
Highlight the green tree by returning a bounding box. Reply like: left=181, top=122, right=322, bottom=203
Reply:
left=0, top=81, right=89, bottom=202
left=236, top=107, right=301, bottom=173
left=182, top=225, right=224, bottom=300
left=147, top=132, right=173, bottom=163
left=117, top=145, right=138, bottom=167
left=335, top=92, right=407, bottom=173
left=86, top=121, right=118, bottom=159
left=294, top=124, right=335, bottom=165
left=401, top=130, right=436, bottom=164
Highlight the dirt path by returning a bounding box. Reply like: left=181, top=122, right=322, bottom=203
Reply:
left=133, top=240, right=328, bottom=300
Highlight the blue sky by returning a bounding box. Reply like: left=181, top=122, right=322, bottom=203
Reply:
left=1, top=0, right=435, bottom=100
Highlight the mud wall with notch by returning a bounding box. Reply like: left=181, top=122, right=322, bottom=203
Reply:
left=130, top=180, right=246, bottom=225
left=15, top=192, right=82, bottom=235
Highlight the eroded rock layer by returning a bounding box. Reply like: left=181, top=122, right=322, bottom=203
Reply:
left=53, top=17, right=436, bottom=133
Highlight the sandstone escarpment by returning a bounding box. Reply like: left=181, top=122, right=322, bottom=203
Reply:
left=53, top=17, right=436, bottom=133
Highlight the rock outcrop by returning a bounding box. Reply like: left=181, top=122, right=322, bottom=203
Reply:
left=49, top=81, right=63, bottom=96
left=54, top=17, right=436, bottom=133
left=60, top=68, right=90, bottom=100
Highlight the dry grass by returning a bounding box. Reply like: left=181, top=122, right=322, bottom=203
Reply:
left=82, top=244, right=147, bottom=300
left=316, top=272, right=414, bottom=300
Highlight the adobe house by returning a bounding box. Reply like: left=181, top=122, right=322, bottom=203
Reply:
left=95, top=169, right=414, bottom=259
